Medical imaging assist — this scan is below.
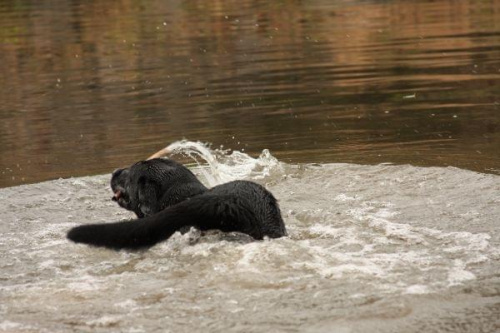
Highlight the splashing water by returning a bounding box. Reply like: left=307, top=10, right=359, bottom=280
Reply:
left=1, top=140, right=499, bottom=332
left=163, top=140, right=281, bottom=186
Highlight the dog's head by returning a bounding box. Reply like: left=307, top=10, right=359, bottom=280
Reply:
left=109, top=158, right=207, bottom=218
left=110, top=167, right=133, bottom=211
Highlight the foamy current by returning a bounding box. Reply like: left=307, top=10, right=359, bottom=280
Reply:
left=1, top=141, right=499, bottom=333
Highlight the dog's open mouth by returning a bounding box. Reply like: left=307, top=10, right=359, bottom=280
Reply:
left=112, top=190, right=122, bottom=202
left=111, top=187, right=131, bottom=208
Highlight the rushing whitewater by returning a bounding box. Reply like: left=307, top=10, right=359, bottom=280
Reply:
left=1, top=141, right=499, bottom=332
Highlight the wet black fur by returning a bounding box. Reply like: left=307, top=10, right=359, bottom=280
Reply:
left=67, top=159, right=287, bottom=250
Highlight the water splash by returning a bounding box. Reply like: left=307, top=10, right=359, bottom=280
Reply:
left=162, top=140, right=282, bottom=186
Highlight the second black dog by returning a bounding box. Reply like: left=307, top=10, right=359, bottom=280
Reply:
left=67, top=159, right=287, bottom=250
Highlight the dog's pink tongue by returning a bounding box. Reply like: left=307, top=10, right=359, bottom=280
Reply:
left=114, top=190, right=122, bottom=200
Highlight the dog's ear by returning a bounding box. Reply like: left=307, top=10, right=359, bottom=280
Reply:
left=136, top=176, right=161, bottom=217
left=110, top=168, right=130, bottom=191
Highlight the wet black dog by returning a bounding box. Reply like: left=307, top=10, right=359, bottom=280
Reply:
left=67, top=158, right=287, bottom=250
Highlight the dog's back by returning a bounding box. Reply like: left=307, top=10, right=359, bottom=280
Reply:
left=68, top=158, right=286, bottom=250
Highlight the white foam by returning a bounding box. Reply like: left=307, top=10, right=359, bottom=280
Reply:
left=163, top=140, right=281, bottom=185
left=236, top=242, right=268, bottom=272
left=404, top=285, right=430, bottom=295
left=286, top=197, right=495, bottom=292
left=0, top=321, right=23, bottom=331
left=334, top=194, right=357, bottom=202
left=114, top=299, right=138, bottom=309
left=448, top=260, right=476, bottom=286
left=67, top=275, right=103, bottom=292
left=86, top=315, right=122, bottom=327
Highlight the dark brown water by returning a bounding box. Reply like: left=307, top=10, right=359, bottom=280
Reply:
left=1, top=0, right=499, bottom=188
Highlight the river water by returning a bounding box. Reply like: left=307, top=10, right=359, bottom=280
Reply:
left=1, top=0, right=500, bottom=332
left=1, top=141, right=500, bottom=332
left=1, top=0, right=500, bottom=187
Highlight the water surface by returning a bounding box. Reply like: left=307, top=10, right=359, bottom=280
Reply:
left=1, top=142, right=499, bottom=332
left=1, top=0, right=500, bottom=332
left=1, top=0, right=500, bottom=187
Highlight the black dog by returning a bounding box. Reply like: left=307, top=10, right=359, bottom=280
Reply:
left=67, top=158, right=287, bottom=250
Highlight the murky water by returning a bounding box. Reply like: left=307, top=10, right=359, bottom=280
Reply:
left=1, top=141, right=500, bottom=332
left=1, top=0, right=500, bottom=332
left=1, top=0, right=500, bottom=188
